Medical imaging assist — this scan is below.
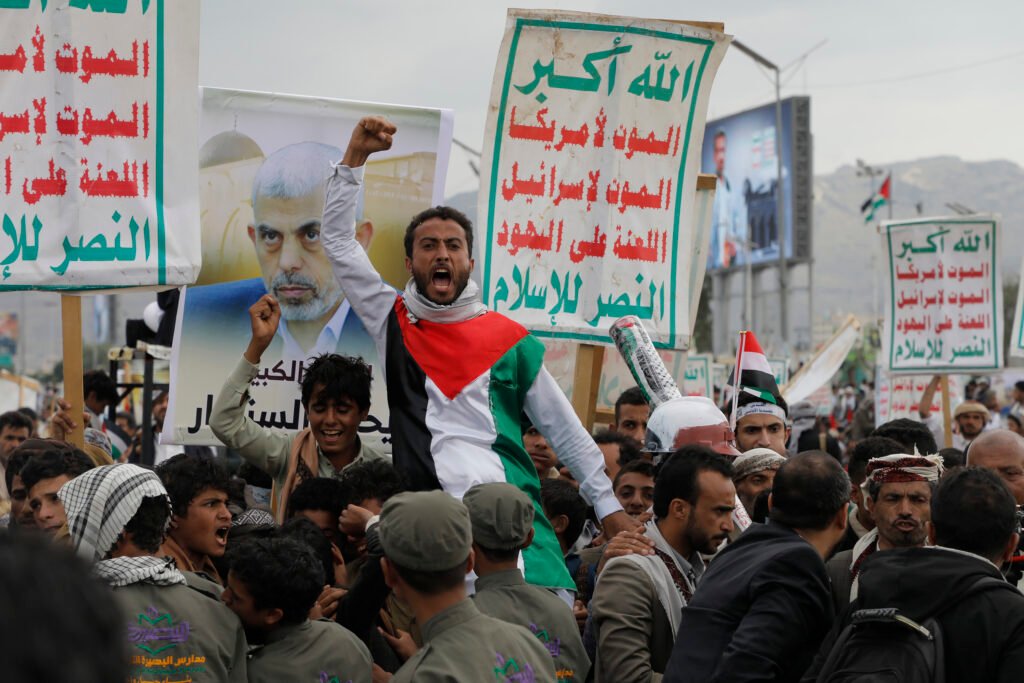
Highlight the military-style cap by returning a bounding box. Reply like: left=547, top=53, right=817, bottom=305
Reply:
left=463, top=482, right=535, bottom=551
left=378, top=490, right=472, bottom=571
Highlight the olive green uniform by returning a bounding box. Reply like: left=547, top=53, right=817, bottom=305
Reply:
left=113, top=573, right=247, bottom=682
left=247, top=619, right=372, bottom=683
left=474, top=568, right=590, bottom=681
left=392, top=599, right=557, bottom=683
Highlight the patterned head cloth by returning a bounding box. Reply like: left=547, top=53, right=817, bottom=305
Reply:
left=58, top=464, right=171, bottom=562
left=864, top=453, right=944, bottom=486
left=732, top=448, right=787, bottom=482
left=232, top=507, right=277, bottom=528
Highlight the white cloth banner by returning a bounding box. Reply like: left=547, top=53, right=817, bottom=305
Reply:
left=783, top=316, right=861, bottom=405
left=882, top=216, right=1003, bottom=373
left=479, top=9, right=730, bottom=349
left=0, top=0, right=200, bottom=290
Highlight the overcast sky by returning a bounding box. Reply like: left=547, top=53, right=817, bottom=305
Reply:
left=200, top=1, right=1024, bottom=196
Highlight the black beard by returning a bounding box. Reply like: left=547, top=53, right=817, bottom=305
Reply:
left=413, top=268, right=470, bottom=305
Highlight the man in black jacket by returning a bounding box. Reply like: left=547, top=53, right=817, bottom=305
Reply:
left=663, top=451, right=850, bottom=683
left=804, top=467, right=1024, bottom=683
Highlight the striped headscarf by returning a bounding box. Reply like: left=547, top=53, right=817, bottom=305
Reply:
left=58, top=464, right=172, bottom=563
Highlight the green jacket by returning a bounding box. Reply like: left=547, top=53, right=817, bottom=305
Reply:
left=473, top=569, right=590, bottom=682
left=392, top=599, right=556, bottom=683
left=248, top=619, right=372, bottom=683
left=210, top=356, right=386, bottom=490
left=113, top=572, right=247, bottom=682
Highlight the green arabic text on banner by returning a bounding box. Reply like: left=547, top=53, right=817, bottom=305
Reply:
left=882, top=216, right=1002, bottom=374
left=0, top=0, right=200, bottom=289
left=1011, top=253, right=1024, bottom=359
left=478, top=9, right=730, bottom=349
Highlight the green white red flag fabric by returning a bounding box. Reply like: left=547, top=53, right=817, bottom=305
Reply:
left=730, top=330, right=786, bottom=429
left=735, top=332, right=782, bottom=405
left=861, top=174, right=891, bottom=223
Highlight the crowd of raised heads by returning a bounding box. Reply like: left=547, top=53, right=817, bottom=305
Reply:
left=2, top=367, right=1022, bottom=682
left=3, top=118, right=1023, bottom=682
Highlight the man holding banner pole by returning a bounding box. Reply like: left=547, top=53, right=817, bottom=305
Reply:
left=321, top=116, right=636, bottom=594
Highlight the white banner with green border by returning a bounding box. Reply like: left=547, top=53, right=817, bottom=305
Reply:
left=882, top=216, right=1002, bottom=374
left=479, top=9, right=729, bottom=349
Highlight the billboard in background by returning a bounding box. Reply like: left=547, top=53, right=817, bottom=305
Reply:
left=702, top=96, right=811, bottom=271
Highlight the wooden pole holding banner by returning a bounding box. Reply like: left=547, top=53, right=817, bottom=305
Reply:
left=940, top=375, right=953, bottom=449
left=60, top=295, right=85, bottom=448
left=571, top=344, right=604, bottom=431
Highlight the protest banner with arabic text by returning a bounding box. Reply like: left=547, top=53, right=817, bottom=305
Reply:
left=0, top=0, right=199, bottom=289
left=874, top=369, right=964, bottom=430
left=767, top=357, right=789, bottom=387
left=883, top=217, right=1002, bottom=374
left=1011, top=253, right=1024, bottom=358
left=479, top=10, right=729, bottom=349
left=163, top=89, right=453, bottom=447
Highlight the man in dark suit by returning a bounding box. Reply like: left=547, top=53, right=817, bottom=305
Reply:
left=663, top=452, right=850, bottom=683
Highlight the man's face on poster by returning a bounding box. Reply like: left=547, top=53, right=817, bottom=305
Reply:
left=248, top=187, right=342, bottom=321
left=713, top=133, right=727, bottom=176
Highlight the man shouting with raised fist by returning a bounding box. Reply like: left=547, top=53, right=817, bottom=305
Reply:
left=321, top=116, right=636, bottom=595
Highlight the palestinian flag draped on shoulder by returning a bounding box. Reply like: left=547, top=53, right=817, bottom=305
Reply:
left=861, top=174, right=891, bottom=224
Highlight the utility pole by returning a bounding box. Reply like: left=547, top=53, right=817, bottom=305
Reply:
left=857, top=160, right=886, bottom=326
left=732, top=40, right=787, bottom=348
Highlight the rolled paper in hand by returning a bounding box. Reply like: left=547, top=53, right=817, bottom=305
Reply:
left=609, top=315, right=682, bottom=408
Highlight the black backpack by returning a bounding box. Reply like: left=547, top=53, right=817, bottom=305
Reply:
left=813, top=575, right=1017, bottom=683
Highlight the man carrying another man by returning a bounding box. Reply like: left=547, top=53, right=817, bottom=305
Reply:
left=663, top=452, right=850, bottom=683
left=321, top=116, right=634, bottom=593
left=591, top=446, right=736, bottom=682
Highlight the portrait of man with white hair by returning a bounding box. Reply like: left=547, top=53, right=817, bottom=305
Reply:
left=187, top=141, right=378, bottom=364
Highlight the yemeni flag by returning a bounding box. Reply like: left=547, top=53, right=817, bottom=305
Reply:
left=861, top=174, right=891, bottom=223
left=731, top=331, right=784, bottom=416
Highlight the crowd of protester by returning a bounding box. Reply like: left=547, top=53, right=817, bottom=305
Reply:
left=2, top=116, right=1022, bottom=682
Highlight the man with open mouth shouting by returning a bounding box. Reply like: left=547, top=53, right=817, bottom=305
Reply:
left=320, top=117, right=638, bottom=597
left=156, top=453, right=234, bottom=585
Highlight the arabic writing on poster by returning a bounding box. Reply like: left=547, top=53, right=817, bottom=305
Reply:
left=885, top=218, right=1002, bottom=372
left=1011, top=253, right=1024, bottom=359
left=480, top=11, right=729, bottom=349
left=874, top=371, right=963, bottom=429
left=0, top=0, right=199, bottom=288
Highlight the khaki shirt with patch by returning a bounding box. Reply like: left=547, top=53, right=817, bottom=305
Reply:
left=113, top=573, right=247, bottom=682
left=473, top=568, right=590, bottom=682
left=247, top=619, right=372, bottom=683
left=392, top=599, right=556, bottom=683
